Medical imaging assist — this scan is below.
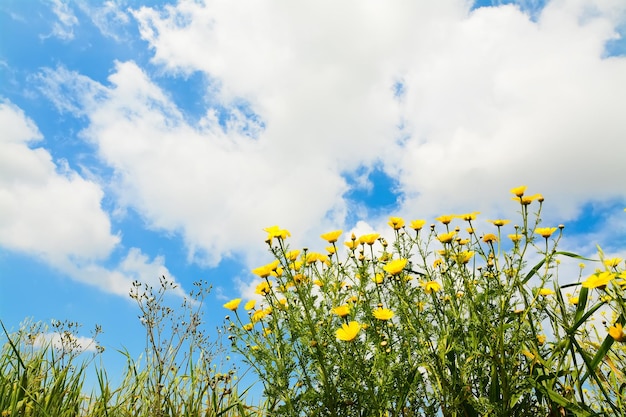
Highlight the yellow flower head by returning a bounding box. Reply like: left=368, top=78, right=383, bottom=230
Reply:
left=423, top=281, right=442, bottom=294
left=359, top=233, right=380, bottom=245
left=252, top=260, right=280, bottom=278
left=410, top=219, right=426, bottom=230
left=326, top=246, right=336, bottom=254
left=243, top=323, right=254, bottom=331
left=433, top=258, right=443, bottom=268
left=519, top=194, right=543, bottom=205
left=538, top=288, right=555, bottom=296
left=264, top=225, right=291, bottom=241
left=437, top=231, right=457, bottom=244
left=244, top=299, right=256, bottom=310
left=535, top=227, right=557, bottom=239
left=459, top=212, right=480, bottom=221
left=255, top=280, right=272, bottom=295
left=305, top=252, right=329, bottom=265
left=488, top=219, right=511, bottom=227
left=332, top=304, right=351, bottom=318
left=223, top=298, right=241, bottom=311
left=373, top=307, right=394, bottom=321
left=455, top=251, right=474, bottom=264
left=508, top=233, right=523, bottom=243
left=336, top=321, right=361, bottom=342
left=344, top=240, right=358, bottom=250
left=285, top=250, right=300, bottom=261
left=435, top=214, right=455, bottom=225
left=482, top=233, right=498, bottom=243
left=320, top=230, right=343, bottom=243
left=608, top=323, right=626, bottom=342
left=372, top=273, right=384, bottom=284
left=383, top=258, right=408, bottom=275
left=510, top=185, right=527, bottom=197
left=388, top=216, right=405, bottom=230
left=568, top=296, right=579, bottom=306
left=603, top=258, right=623, bottom=269
left=251, top=307, right=272, bottom=323
left=582, top=271, right=615, bottom=289
left=537, top=334, right=547, bottom=345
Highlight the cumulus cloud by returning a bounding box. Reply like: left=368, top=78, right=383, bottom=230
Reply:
left=33, top=0, right=626, bottom=275
left=0, top=100, right=182, bottom=297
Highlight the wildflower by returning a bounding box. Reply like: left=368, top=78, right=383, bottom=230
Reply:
left=289, top=260, right=303, bottom=271
left=603, top=258, right=623, bottom=268
left=348, top=295, right=358, bottom=303
left=519, top=194, right=543, bottom=205
left=359, top=233, right=380, bottom=245
left=608, top=323, right=626, bottom=342
left=264, top=225, right=291, bottom=241
left=223, top=298, right=241, bottom=311
left=510, top=185, right=527, bottom=197
left=482, top=233, right=498, bottom=243
left=255, top=280, right=272, bottom=295
left=388, top=216, right=405, bottom=230
left=508, top=233, right=523, bottom=243
left=252, top=260, right=279, bottom=278
left=423, top=281, right=442, bottom=294
left=433, top=258, right=443, bottom=268
left=383, top=258, right=408, bottom=275
left=306, top=252, right=329, bottom=265
left=326, top=246, right=336, bottom=254
left=285, top=250, right=300, bottom=261
left=293, top=273, right=308, bottom=284
left=455, top=251, right=474, bottom=264
left=582, top=271, right=615, bottom=289
left=252, top=308, right=272, bottom=323
left=459, top=212, right=480, bottom=221
left=344, top=240, right=358, bottom=250
left=568, top=296, right=579, bottom=306
left=321, top=230, right=342, bottom=243
left=488, top=219, right=511, bottom=227
left=437, top=231, right=457, bottom=244
left=539, top=288, right=554, bottom=296
left=458, top=238, right=470, bottom=245
left=466, top=227, right=475, bottom=235
left=373, top=273, right=384, bottom=284
left=243, top=323, right=254, bottom=331
left=313, top=279, right=323, bottom=287
left=336, top=321, right=361, bottom=342
left=244, top=300, right=256, bottom=310
left=332, top=304, right=351, bottom=318
left=537, top=335, right=546, bottom=345
left=410, top=219, right=426, bottom=230
left=535, top=227, right=557, bottom=238
left=373, top=308, right=394, bottom=321
left=435, top=214, right=455, bottom=225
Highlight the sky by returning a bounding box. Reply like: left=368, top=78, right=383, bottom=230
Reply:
left=1, top=0, right=626, bottom=393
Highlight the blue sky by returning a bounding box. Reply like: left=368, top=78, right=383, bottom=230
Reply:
left=1, top=0, right=626, bottom=394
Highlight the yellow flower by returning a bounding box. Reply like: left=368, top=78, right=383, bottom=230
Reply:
left=488, top=219, right=511, bottom=227
left=383, top=258, right=408, bottom=275
left=372, top=273, right=384, bottom=284
left=519, top=194, right=543, bottom=205
left=255, top=280, right=272, bottom=295
left=326, top=246, right=336, bottom=254
left=608, top=323, right=626, bottom=342
left=437, top=231, right=457, bottom=244
left=332, top=304, right=351, bottom=318
left=410, top=219, right=426, bottom=230
left=568, top=296, right=579, bottom=306
left=459, top=212, right=480, bottom=221
left=539, top=288, right=554, bottom=296
left=603, top=258, right=623, bottom=268
left=223, top=298, right=241, bottom=311
left=482, top=233, right=498, bottom=243
left=433, top=258, right=443, bottom=268
left=582, top=271, right=615, bottom=289
left=285, top=250, right=300, bottom=261
left=510, top=185, right=527, bottom=197
left=423, top=281, right=442, bottom=294
left=321, top=230, right=342, bottom=243
left=243, top=323, right=254, bottom=331
left=344, top=240, right=358, bottom=250
left=537, top=334, right=546, bottom=345
left=508, top=233, right=523, bottom=243
left=264, top=225, right=291, bottom=241
left=359, top=233, right=380, bottom=245
left=252, top=260, right=280, bottom=278
left=535, top=227, right=557, bottom=238
left=388, top=216, right=405, bottom=230
left=289, top=260, right=303, bottom=271
left=244, top=299, right=256, bottom=310
left=251, top=307, right=272, bottom=323
left=435, top=214, right=455, bottom=225
left=305, top=252, right=329, bottom=264
left=455, top=251, right=474, bottom=264
left=336, top=321, right=361, bottom=341
left=373, top=308, right=394, bottom=321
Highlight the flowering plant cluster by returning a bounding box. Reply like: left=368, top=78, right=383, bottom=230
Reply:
left=226, top=187, right=626, bottom=417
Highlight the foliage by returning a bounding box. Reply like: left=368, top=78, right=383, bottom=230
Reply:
left=226, top=187, right=626, bottom=417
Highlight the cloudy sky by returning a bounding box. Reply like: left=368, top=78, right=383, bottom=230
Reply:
left=1, top=0, right=625, bottom=387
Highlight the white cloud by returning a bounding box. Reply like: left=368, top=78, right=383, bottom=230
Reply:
left=33, top=0, right=626, bottom=277
left=47, top=0, right=79, bottom=40
left=76, top=0, right=131, bottom=41
left=32, top=330, right=99, bottom=353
